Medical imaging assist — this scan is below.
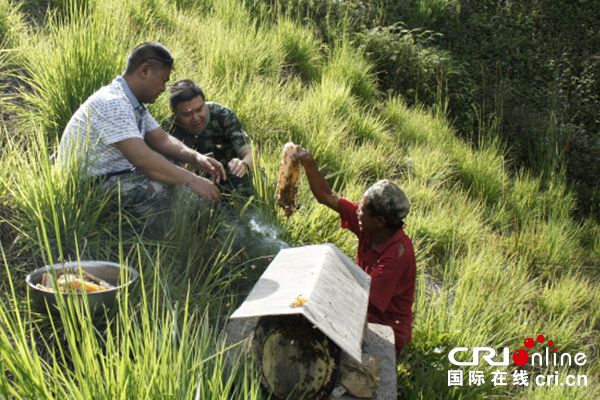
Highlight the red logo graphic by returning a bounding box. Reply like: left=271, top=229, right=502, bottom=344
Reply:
left=512, top=335, right=557, bottom=366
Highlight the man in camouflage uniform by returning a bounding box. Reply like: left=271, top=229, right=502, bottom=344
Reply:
left=166, top=80, right=254, bottom=200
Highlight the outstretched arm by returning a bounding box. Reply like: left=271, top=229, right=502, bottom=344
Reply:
left=293, top=146, right=339, bottom=212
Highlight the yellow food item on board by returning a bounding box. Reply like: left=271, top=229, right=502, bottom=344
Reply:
left=289, top=295, right=308, bottom=308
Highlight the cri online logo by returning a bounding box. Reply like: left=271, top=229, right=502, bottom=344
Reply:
left=513, top=335, right=555, bottom=366
left=448, top=335, right=587, bottom=367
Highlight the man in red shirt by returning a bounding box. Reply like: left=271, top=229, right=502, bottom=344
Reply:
left=294, top=146, right=416, bottom=352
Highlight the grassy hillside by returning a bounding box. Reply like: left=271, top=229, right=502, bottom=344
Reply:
left=0, top=0, right=598, bottom=398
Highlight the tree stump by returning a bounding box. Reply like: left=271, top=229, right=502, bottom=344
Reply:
left=253, top=315, right=340, bottom=400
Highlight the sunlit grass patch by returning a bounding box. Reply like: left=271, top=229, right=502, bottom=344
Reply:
left=0, top=0, right=25, bottom=50
left=383, top=95, right=455, bottom=147
left=406, top=182, right=488, bottom=259
left=185, top=15, right=284, bottom=85
left=535, top=273, right=597, bottom=318
left=402, top=284, right=500, bottom=399
left=283, top=195, right=357, bottom=253
left=506, top=169, right=576, bottom=226
left=0, top=243, right=260, bottom=399
left=399, top=249, right=534, bottom=398
left=343, top=141, right=397, bottom=182
left=450, top=140, right=505, bottom=204
left=115, top=0, right=179, bottom=32
left=387, top=97, right=507, bottom=204
left=520, top=374, right=600, bottom=400
left=451, top=248, right=534, bottom=340
left=205, top=75, right=299, bottom=142
left=210, top=0, right=254, bottom=27
left=4, top=127, right=119, bottom=264
left=14, top=10, right=134, bottom=139
left=404, top=142, right=456, bottom=183
left=302, top=75, right=356, bottom=119
left=1, top=0, right=599, bottom=397
left=0, top=124, right=15, bottom=251
left=346, top=107, right=389, bottom=144
left=524, top=310, right=593, bottom=361
left=322, top=41, right=378, bottom=104
left=505, top=217, right=585, bottom=277
left=401, top=175, right=446, bottom=211
left=276, top=17, right=324, bottom=81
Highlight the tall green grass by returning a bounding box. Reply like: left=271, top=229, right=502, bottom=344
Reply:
left=0, top=0, right=25, bottom=49
left=322, top=40, right=378, bottom=103
left=276, top=17, right=324, bottom=81
left=0, top=243, right=262, bottom=399
left=4, top=126, right=118, bottom=264
left=403, top=0, right=460, bottom=29
left=14, top=7, right=135, bottom=138
left=0, top=118, right=263, bottom=398
left=1, top=0, right=599, bottom=398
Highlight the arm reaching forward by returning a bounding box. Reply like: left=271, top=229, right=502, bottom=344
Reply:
left=144, top=127, right=227, bottom=183
left=293, top=146, right=339, bottom=212
left=116, top=137, right=221, bottom=203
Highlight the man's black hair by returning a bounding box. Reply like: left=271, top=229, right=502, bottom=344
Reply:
left=364, top=202, right=404, bottom=231
left=169, top=80, right=206, bottom=111
left=124, top=42, right=174, bottom=75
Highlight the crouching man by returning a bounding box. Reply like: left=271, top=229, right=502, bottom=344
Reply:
left=294, top=146, right=416, bottom=352
left=166, top=80, right=254, bottom=199
left=58, top=42, right=226, bottom=218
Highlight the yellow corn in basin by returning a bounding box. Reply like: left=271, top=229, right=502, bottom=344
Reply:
left=26, top=261, right=139, bottom=315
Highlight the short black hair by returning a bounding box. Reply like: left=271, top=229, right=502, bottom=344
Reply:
left=124, top=42, right=174, bottom=75
left=365, top=202, right=404, bottom=231
left=169, top=80, right=205, bottom=111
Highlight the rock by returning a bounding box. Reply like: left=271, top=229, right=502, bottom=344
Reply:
left=337, top=323, right=396, bottom=400
left=329, top=385, right=348, bottom=398
left=224, top=317, right=257, bottom=350
left=339, top=352, right=381, bottom=398
left=223, top=317, right=258, bottom=365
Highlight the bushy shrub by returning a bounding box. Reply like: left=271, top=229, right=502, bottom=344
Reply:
left=357, top=24, right=461, bottom=104
left=437, top=0, right=600, bottom=218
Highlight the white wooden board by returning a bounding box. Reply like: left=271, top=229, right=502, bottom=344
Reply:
left=231, top=244, right=371, bottom=362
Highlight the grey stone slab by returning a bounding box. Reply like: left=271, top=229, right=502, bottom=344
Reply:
left=333, top=323, right=397, bottom=400
left=224, top=317, right=258, bottom=349
left=230, top=244, right=371, bottom=362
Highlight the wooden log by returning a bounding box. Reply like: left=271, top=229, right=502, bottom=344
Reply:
left=253, top=315, right=340, bottom=400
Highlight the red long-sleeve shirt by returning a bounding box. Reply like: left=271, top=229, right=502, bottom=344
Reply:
left=338, top=197, right=416, bottom=352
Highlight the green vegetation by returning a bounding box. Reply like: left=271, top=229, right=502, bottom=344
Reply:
left=0, top=0, right=598, bottom=399
left=0, top=0, right=25, bottom=49
left=268, top=0, right=600, bottom=218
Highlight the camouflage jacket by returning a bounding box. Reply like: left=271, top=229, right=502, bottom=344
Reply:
left=165, top=102, right=253, bottom=198
left=165, top=102, right=251, bottom=172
